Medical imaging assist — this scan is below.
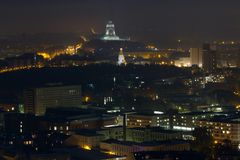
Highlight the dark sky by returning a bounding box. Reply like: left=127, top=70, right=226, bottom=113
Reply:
left=1, top=0, right=240, bottom=46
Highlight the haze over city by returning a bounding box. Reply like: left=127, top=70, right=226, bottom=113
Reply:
left=1, top=0, right=240, bottom=47
left=0, top=1, right=239, bottom=160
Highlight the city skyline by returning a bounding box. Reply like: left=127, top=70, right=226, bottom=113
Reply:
left=0, top=1, right=239, bottom=159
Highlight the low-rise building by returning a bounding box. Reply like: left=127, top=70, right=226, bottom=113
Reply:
left=100, top=139, right=190, bottom=160
left=126, top=113, right=164, bottom=128
left=126, top=112, right=216, bottom=131
left=126, top=127, right=183, bottom=143
left=197, top=116, right=240, bottom=145
left=97, top=126, right=124, bottom=141
left=65, top=129, right=103, bottom=149
left=170, top=112, right=216, bottom=131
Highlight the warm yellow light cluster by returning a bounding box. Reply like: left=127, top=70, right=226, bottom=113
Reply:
left=65, top=43, right=83, bottom=55
left=66, top=46, right=76, bottom=55
left=234, top=91, right=240, bottom=96
left=146, top=45, right=158, bottom=51
left=0, top=65, right=44, bottom=73
left=106, top=151, right=116, bottom=155
left=83, top=145, right=91, bottom=150
left=37, top=52, right=51, bottom=59
left=84, top=96, right=90, bottom=102
left=236, top=105, right=240, bottom=110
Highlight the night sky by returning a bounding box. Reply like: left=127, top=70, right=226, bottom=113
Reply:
left=1, top=0, right=240, bottom=46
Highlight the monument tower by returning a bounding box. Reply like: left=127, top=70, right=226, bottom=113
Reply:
left=101, top=21, right=120, bottom=41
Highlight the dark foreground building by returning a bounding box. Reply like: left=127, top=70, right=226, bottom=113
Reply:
left=134, top=151, right=205, bottom=160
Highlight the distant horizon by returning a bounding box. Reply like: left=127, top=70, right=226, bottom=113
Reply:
left=1, top=31, right=240, bottom=49
left=0, top=0, right=240, bottom=48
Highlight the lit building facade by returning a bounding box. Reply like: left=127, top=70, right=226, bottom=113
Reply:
left=197, top=117, right=240, bottom=145
left=65, top=132, right=103, bottom=149
left=190, top=48, right=203, bottom=67
left=126, top=114, right=161, bottom=128
left=174, top=57, right=191, bottom=67
left=24, top=85, right=82, bottom=115
left=126, top=112, right=216, bottom=131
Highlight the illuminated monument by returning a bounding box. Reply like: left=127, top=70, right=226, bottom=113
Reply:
left=101, top=21, right=129, bottom=41
left=118, top=48, right=127, bottom=65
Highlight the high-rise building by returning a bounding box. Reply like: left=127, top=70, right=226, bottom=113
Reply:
left=190, top=48, right=203, bottom=67
left=214, top=42, right=240, bottom=68
left=24, top=85, right=82, bottom=116
left=202, top=43, right=217, bottom=73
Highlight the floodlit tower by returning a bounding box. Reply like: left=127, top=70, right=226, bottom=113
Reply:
left=118, top=48, right=127, bottom=65
left=101, top=21, right=120, bottom=41
left=105, top=21, right=116, bottom=37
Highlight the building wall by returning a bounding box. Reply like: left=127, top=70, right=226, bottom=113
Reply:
left=24, top=89, right=35, bottom=114
left=100, top=141, right=190, bottom=160
left=126, top=114, right=156, bottom=128
left=24, top=85, right=82, bottom=115
left=127, top=112, right=214, bottom=131
left=197, top=120, right=240, bottom=144
left=65, top=134, right=102, bottom=149
left=4, top=113, right=37, bottom=134
left=70, top=117, right=117, bottom=130
left=190, top=48, right=203, bottom=67
left=202, top=44, right=217, bottom=73
left=126, top=128, right=182, bottom=143
left=97, top=127, right=123, bottom=141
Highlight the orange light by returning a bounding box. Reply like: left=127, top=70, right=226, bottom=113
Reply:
left=105, top=151, right=116, bottom=155
left=84, top=96, right=90, bottom=102
left=37, top=52, right=51, bottom=59
left=83, top=145, right=91, bottom=150
left=236, top=105, right=240, bottom=109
